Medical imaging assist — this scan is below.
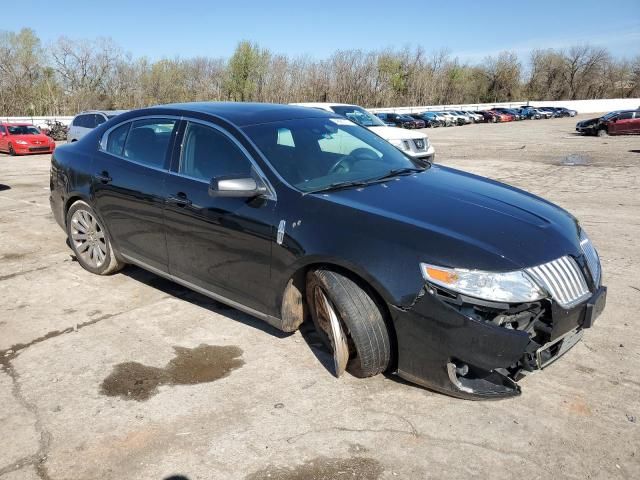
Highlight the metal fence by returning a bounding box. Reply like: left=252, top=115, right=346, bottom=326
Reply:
left=0, top=116, right=74, bottom=127
left=2, top=98, right=639, bottom=124
left=368, top=98, right=640, bottom=115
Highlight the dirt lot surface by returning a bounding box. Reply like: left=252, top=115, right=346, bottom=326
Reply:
left=1, top=114, right=639, bottom=480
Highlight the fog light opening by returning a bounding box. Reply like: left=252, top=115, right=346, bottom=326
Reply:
left=455, top=362, right=469, bottom=377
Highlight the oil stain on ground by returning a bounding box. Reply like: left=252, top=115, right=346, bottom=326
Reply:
left=245, top=457, right=384, bottom=480
left=100, top=344, right=244, bottom=401
left=559, top=153, right=592, bottom=166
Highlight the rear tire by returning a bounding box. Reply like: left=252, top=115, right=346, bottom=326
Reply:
left=66, top=200, right=124, bottom=275
left=306, top=269, right=391, bottom=378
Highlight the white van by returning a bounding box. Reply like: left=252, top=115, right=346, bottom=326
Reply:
left=67, top=110, right=128, bottom=142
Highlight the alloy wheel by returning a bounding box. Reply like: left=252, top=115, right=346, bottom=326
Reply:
left=70, top=209, right=107, bottom=268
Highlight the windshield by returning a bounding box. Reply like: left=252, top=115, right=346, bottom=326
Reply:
left=330, top=106, right=386, bottom=127
left=7, top=125, right=40, bottom=135
left=602, top=111, right=619, bottom=120
left=244, top=117, right=420, bottom=193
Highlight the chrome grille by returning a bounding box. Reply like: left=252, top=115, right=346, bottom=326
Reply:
left=580, top=231, right=601, bottom=286
left=525, top=256, right=590, bottom=308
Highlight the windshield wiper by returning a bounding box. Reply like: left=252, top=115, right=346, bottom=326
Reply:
left=373, top=166, right=426, bottom=181
left=304, top=180, right=372, bottom=195
left=305, top=167, right=428, bottom=195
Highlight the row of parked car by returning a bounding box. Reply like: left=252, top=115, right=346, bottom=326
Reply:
left=375, top=106, right=578, bottom=128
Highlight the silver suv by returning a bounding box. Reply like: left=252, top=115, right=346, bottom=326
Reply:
left=67, top=110, right=128, bottom=142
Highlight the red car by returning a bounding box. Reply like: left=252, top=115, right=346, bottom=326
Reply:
left=480, top=110, right=504, bottom=123
left=0, top=123, right=56, bottom=156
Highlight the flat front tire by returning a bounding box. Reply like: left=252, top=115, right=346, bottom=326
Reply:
left=66, top=200, right=124, bottom=275
left=597, top=128, right=608, bottom=137
left=307, top=269, right=391, bottom=378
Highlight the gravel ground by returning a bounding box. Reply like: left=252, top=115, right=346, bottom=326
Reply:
left=0, top=114, right=638, bottom=480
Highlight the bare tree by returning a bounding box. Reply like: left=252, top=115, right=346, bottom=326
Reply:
left=0, top=29, right=635, bottom=116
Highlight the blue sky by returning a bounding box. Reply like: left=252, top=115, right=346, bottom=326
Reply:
left=6, top=0, right=640, bottom=62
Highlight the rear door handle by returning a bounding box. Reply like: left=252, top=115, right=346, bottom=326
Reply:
left=167, top=193, right=192, bottom=207
left=95, top=171, right=112, bottom=184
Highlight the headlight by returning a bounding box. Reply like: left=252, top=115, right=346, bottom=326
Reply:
left=420, top=263, right=545, bottom=303
left=15, top=139, right=28, bottom=145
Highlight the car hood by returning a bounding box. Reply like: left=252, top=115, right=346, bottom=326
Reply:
left=368, top=126, right=427, bottom=140
left=10, top=134, right=52, bottom=143
left=315, top=165, right=581, bottom=271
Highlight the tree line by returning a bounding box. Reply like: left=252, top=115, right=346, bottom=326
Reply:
left=1, top=28, right=638, bottom=116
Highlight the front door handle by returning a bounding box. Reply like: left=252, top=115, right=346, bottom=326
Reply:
left=95, top=171, right=112, bottom=184
left=167, top=193, right=192, bottom=207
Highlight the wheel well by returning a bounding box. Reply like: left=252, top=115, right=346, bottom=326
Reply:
left=64, top=196, right=83, bottom=224
left=283, top=262, right=398, bottom=369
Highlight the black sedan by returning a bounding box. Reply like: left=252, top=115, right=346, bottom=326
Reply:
left=49, top=102, right=606, bottom=399
left=375, top=112, right=424, bottom=129
left=409, top=112, right=442, bottom=127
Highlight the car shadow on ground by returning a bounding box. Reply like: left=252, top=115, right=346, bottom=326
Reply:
left=121, top=265, right=293, bottom=340
left=630, top=150, right=640, bottom=154
left=121, top=264, right=340, bottom=376
left=84, top=261, right=421, bottom=388
left=0, top=183, right=10, bottom=191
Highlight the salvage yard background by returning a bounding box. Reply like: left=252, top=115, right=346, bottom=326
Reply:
left=1, top=115, right=638, bottom=480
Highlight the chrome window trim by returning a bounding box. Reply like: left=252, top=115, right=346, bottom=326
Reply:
left=99, top=114, right=277, bottom=201
left=98, top=114, right=183, bottom=153
left=98, top=116, right=180, bottom=172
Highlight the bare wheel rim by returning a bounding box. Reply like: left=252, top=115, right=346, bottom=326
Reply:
left=312, top=286, right=350, bottom=376
left=70, top=209, right=107, bottom=268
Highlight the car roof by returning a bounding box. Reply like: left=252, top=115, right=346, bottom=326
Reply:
left=158, top=102, right=334, bottom=127
left=75, top=110, right=129, bottom=116
left=291, top=102, right=358, bottom=109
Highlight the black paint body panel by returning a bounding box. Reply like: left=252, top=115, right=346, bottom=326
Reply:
left=49, top=102, right=605, bottom=399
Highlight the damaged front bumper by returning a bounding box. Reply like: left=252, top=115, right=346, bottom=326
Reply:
left=390, top=284, right=607, bottom=400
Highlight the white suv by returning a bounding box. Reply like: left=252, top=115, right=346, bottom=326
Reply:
left=292, top=103, right=435, bottom=161
left=67, top=110, right=128, bottom=142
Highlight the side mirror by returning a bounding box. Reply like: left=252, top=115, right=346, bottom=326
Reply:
left=612, top=118, right=618, bottom=123
left=208, top=175, right=268, bottom=198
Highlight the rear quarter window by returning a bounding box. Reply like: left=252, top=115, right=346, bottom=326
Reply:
left=105, top=122, right=131, bottom=156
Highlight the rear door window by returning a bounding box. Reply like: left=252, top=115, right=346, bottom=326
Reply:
left=122, top=119, right=177, bottom=169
